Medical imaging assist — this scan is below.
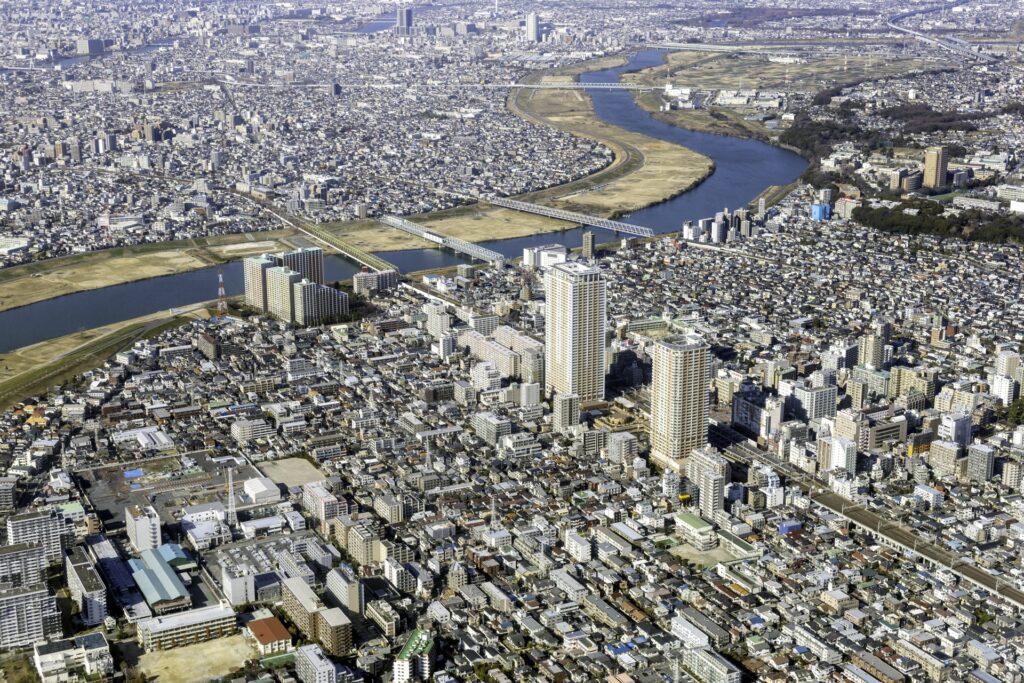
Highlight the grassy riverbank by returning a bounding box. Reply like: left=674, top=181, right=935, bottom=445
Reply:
left=0, top=230, right=297, bottom=313
left=0, top=307, right=208, bottom=410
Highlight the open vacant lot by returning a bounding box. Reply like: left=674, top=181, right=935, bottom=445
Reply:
left=137, top=635, right=253, bottom=683
left=260, top=457, right=324, bottom=487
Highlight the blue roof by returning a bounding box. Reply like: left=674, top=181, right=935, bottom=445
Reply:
left=130, top=548, right=189, bottom=606
left=156, top=543, right=194, bottom=567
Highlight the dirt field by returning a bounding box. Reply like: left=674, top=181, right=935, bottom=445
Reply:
left=138, top=635, right=253, bottom=683
left=260, top=457, right=324, bottom=487
left=670, top=539, right=742, bottom=569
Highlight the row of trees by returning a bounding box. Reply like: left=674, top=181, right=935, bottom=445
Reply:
left=851, top=202, right=1024, bottom=243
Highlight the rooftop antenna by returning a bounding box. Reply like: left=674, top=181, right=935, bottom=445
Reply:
left=217, top=269, right=228, bottom=314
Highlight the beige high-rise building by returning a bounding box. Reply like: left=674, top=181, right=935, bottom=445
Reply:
left=923, top=146, right=948, bottom=189
left=582, top=231, right=595, bottom=259
left=857, top=334, right=883, bottom=370
left=243, top=255, right=277, bottom=311
left=266, top=267, right=301, bottom=322
left=544, top=263, right=606, bottom=402
left=650, top=334, right=710, bottom=470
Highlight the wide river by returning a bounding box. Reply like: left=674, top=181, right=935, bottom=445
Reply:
left=0, top=50, right=806, bottom=353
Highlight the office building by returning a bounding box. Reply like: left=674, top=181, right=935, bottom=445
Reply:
left=790, top=383, right=838, bottom=422
left=650, top=334, right=710, bottom=470
left=544, top=263, right=606, bottom=402
left=125, top=505, right=161, bottom=554
left=938, top=412, right=972, bottom=449
left=923, top=145, right=949, bottom=189
left=7, top=510, right=73, bottom=563
left=221, top=565, right=255, bottom=606
left=0, top=584, right=61, bottom=648
left=397, top=7, right=414, bottom=34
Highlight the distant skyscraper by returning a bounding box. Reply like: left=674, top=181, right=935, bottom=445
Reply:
left=582, top=231, right=595, bottom=259
left=525, top=12, right=540, bottom=42
left=397, top=6, right=413, bottom=33
left=923, top=146, right=949, bottom=189
left=650, top=334, right=710, bottom=470
left=857, top=333, right=884, bottom=370
left=544, top=263, right=606, bottom=402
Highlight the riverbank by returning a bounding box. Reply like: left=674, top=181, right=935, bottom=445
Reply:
left=320, top=53, right=714, bottom=252
left=0, top=306, right=208, bottom=410
left=0, top=230, right=298, bottom=314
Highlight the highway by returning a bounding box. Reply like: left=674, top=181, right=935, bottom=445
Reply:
left=711, top=425, right=1024, bottom=611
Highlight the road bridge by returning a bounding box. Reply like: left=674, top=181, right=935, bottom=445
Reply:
left=379, top=216, right=505, bottom=266
left=486, top=197, right=654, bottom=238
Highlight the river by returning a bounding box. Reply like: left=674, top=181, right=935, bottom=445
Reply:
left=0, top=49, right=806, bottom=353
